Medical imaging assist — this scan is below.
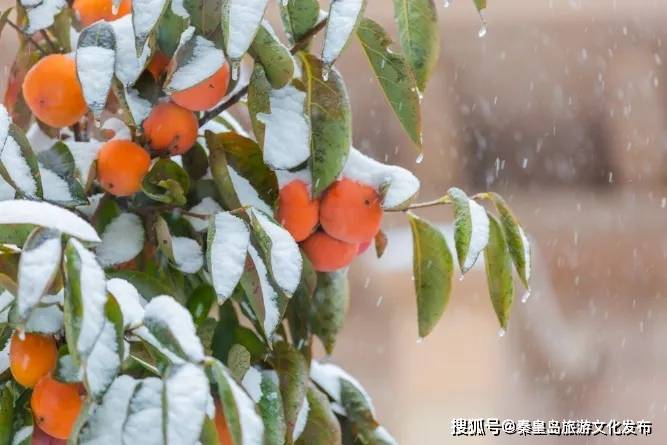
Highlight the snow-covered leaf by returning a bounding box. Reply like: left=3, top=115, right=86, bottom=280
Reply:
left=78, top=375, right=139, bottom=445
left=132, top=0, right=170, bottom=54
left=83, top=296, right=124, bottom=400
left=207, top=211, right=249, bottom=303
left=448, top=187, right=490, bottom=274
left=408, top=212, right=452, bottom=338
left=106, top=278, right=145, bottom=329
left=164, top=363, right=209, bottom=445
left=122, top=377, right=163, bottom=445
left=210, top=359, right=264, bottom=445
left=222, top=0, right=269, bottom=64
left=25, top=303, right=63, bottom=334
left=247, top=64, right=271, bottom=146
left=37, top=141, right=88, bottom=207
left=488, top=192, right=531, bottom=290
left=248, top=209, right=301, bottom=295
left=310, top=270, right=348, bottom=354
left=164, top=27, right=225, bottom=93
left=76, top=21, right=116, bottom=118
left=63, top=239, right=108, bottom=364
left=298, top=53, right=351, bottom=196
left=341, top=148, right=420, bottom=210
left=339, top=379, right=397, bottom=444
left=16, top=227, right=61, bottom=324
left=484, top=213, right=514, bottom=330
left=310, top=360, right=373, bottom=414
left=242, top=368, right=286, bottom=445
left=256, top=82, right=310, bottom=170
left=295, top=384, right=342, bottom=445
left=357, top=18, right=422, bottom=151
left=114, top=83, right=153, bottom=126
left=143, top=295, right=204, bottom=363
left=250, top=21, right=294, bottom=89
left=278, top=0, right=319, bottom=44
left=392, top=0, right=439, bottom=92
left=21, top=0, right=66, bottom=33
left=0, top=124, right=42, bottom=199
left=274, top=341, right=308, bottom=441
left=0, top=200, right=100, bottom=242
left=185, top=197, right=222, bottom=232
left=321, top=0, right=365, bottom=69
left=0, top=105, right=9, bottom=150
left=171, top=236, right=203, bottom=274
left=111, top=15, right=151, bottom=86
left=54, top=347, right=83, bottom=383
left=96, top=213, right=145, bottom=268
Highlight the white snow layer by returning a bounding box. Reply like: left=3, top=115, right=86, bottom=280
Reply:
left=123, top=87, right=153, bottom=124
left=185, top=197, right=222, bottom=232
left=122, top=377, right=164, bottom=445
left=25, top=303, right=63, bottom=334
left=292, top=396, right=310, bottom=441
left=166, top=27, right=225, bottom=92
left=40, top=166, right=74, bottom=202
left=1, top=135, right=38, bottom=197
left=70, top=239, right=108, bottom=358
left=463, top=198, right=490, bottom=272
left=341, top=148, right=420, bottom=209
left=225, top=0, right=270, bottom=60
left=77, top=46, right=115, bottom=117
left=322, top=0, right=364, bottom=66
left=247, top=245, right=279, bottom=337
left=228, top=166, right=272, bottom=214
left=85, top=317, right=121, bottom=398
left=518, top=226, right=532, bottom=283
left=22, top=0, right=66, bottom=33
left=251, top=209, right=301, bottom=295
left=256, top=84, right=310, bottom=170
left=275, top=168, right=312, bottom=191
left=111, top=16, right=151, bottom=86
left=79, top=375, right=139, bottom=445
left=132, top=0, right=167, bottom=50
left=0, top=177, right=14, bottom=201
left=223, top=365, right=265, bottom=445
left=208, top=212, right=250, bottom=302
left=165, top=364, right=209, bottom=445
left=310, top=361, right=375, bottom=414
left=0, top=200, right=100, bottom=241
left=96, top=213, right=145, bottom=267
left=143, top=295, right=204, bottom=363
left=0, top=341, right=9, bottom=374
left=106, top=278, right=146, bottom=329
left=11, top=426, right=32, bottom=445
left=241, top=367, right=263, bottom=403
left=171, top=236, right=204, bottom=274
left=17, top=231, right=62, bottom=321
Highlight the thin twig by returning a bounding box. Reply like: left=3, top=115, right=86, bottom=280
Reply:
left=5, top=19, right=47, bottom=55
left=386, top=196, right=452, bottom=212
left=40, top=30, right=59, bottom=52
left=198, top=18, right=329, bottom=127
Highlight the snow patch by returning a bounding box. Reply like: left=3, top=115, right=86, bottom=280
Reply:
left=292, top=396, right=309, bottom=441
left=224, top=366, right=265, bottom=445
left=256, top=84, right=310, bottom=169
left=166, top=28, right=225, bottom=93
left=132, top=0, right=168, bottom=51
left=208, top=212, right=250, bottom=303
left=111, top=16, right=151, bottom=86
left=40, top=166, right=74, bottom=203
left=225, top=0, right=270, bottom=60
left=107, top=278, right=146, bottom=329
left=171, top=236, right=203, bottom=274
left=310, top=361, right=375, bottom=414
left=322, top=0, right=364, bottom=67
left=1, top=135, right=37, bottom=197
left=464, top=198, right=490, bottom=272
left=248, top=245, right=279, bottom=337
left=22, top=0, right=66, bottom=33
left=96, top=213, right=145, bottom=267
left=0, top=200, right=100, bottom=242
left=25, top=304, right=63, bottom=334
left=165, top=364, right=209, bottom=445
left=123, top=87, right=153, bottom=124
left=228, top=166, right=272, bottom=214
left=185, top=197, right=222, bottom=232
left=77, top=46, right=115, bottom=117
left=241, top=367, right=262, bottom=403
left=122, top=377, right=163, bottom=445
left=17, top=230, right=62, bottom=321
left=85, top=317, right=121, bottom=398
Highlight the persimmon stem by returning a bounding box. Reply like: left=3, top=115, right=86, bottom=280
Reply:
left=5, top=19, right=47, bottom=55
left=386, top=196, right=452, bottom=212
left=198, top=17, right=329, bottom=127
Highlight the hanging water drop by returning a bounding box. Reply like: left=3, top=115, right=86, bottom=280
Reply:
left=416, top=152, right=424, bottom=164
left=521, top=289, right=532, bottom=303
left=322, top=65, right=330, bottom=81
left=497, top=328, right=506, bottom=338
left=443, top=0, right=452, bottom=7
left=478, top=13, right=488, bottom=38
left=416, top=337, right=424, bottom=344
left=459, top=274, right=465, bottom=282
left=231, top=62, right=240, bottom=81
left=282, top=0, right=289, bottom=6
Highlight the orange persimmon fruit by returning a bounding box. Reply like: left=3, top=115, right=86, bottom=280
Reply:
left=301, top=230, right=358, bottom=272
left=72, top=0, right=132, bottom=26
left=170, top=64, right=231, bottom=111
left=142, top=102, right=199, bottom=155
left=9, top=333, right=57, bottom=388
left=31, top=375, right=84, bottom=440
left=276, top=180, right=320, bottom=242
left=97, top=140, right=151, bottom=196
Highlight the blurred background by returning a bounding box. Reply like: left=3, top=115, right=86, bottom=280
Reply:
left=3, top=0, right=667, bottom=443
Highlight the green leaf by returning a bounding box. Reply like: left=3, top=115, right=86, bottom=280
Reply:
left=287, top=253, right=316, bottom=351
left=279, top=0, right=319, bottom=44
left=184, top=0, right=220, bottom=40
left=199, top=415, right=221, bottom=445
left=0, top=383, right=13, bottom=445
left=51, top=8, right=72, bottom=53
left=142, top=158, right=191, bottom=206
left=0, top=225, right=33, bottom=247
left=37, top=141, right=88, bottom=207
left=408, top=212, right=453, bottom=337
left=0, top=252, right=19, bottom=296
left=0, top=124, right=42, bottom=199
left=182, top=142, right=209, bottom=181
left=448, top=187, right=490, bottom=274
left=310, top=271, right=349, bottom=354
left=273, top=341, right=308, bottom=442
left=0, top=8, right=13, bottom=39
left=157, top=5, right=190, bottom=57
left=474, top=0, right=487, bottom=12
left=227, top=344, right=250, bottom=382
left=488, top=193, right=531, bottom=290
left=250, top=23, right=295, bottom=89
left=295, top=384, right=342, bottom=445
left=257, top=370, right=286, bottom=445
left=207, top=133, right=243, bottom=211
left=340, top=379, right=379, bottom=438
left=357, top=18, right=422, bottom=151
left=484, top=213, right=514, bottom=330
left=187, top=284, right=216, bottom=326
left=299, top=53, right=352, bottom=196
left=247, top=64, right=271, bottom=147
left=393, top=0, right=439, bottom=92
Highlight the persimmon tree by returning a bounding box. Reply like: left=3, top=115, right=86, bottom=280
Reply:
left=0, top=0, right=530, bottom=443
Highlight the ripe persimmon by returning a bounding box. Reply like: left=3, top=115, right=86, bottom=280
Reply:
left=170, top=64, right=231, bottom=111
left=214, top=400, right=233, bottom=445
left=22, top=54, right=87, bottom=128
left=276, top=180, right=319, bottom=242
left=147, top=52, right=170, bottom=80
left=319, top=178, right=383, bottom=244
left=301, top=231, right=358, bottom=272
left=9, top=333, right=57, bottom=388
left=31, top=375, right=83, bottom=440
left=97, top=140, right=151, bottom=196
left=142, top=102, right=198, bottom=155
left=72, top=0, right=132, bottom=26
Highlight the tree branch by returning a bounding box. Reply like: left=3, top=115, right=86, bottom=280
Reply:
left=198, top=18, right=329, bottom=127
left=5, top=19, right=47, bottom=55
